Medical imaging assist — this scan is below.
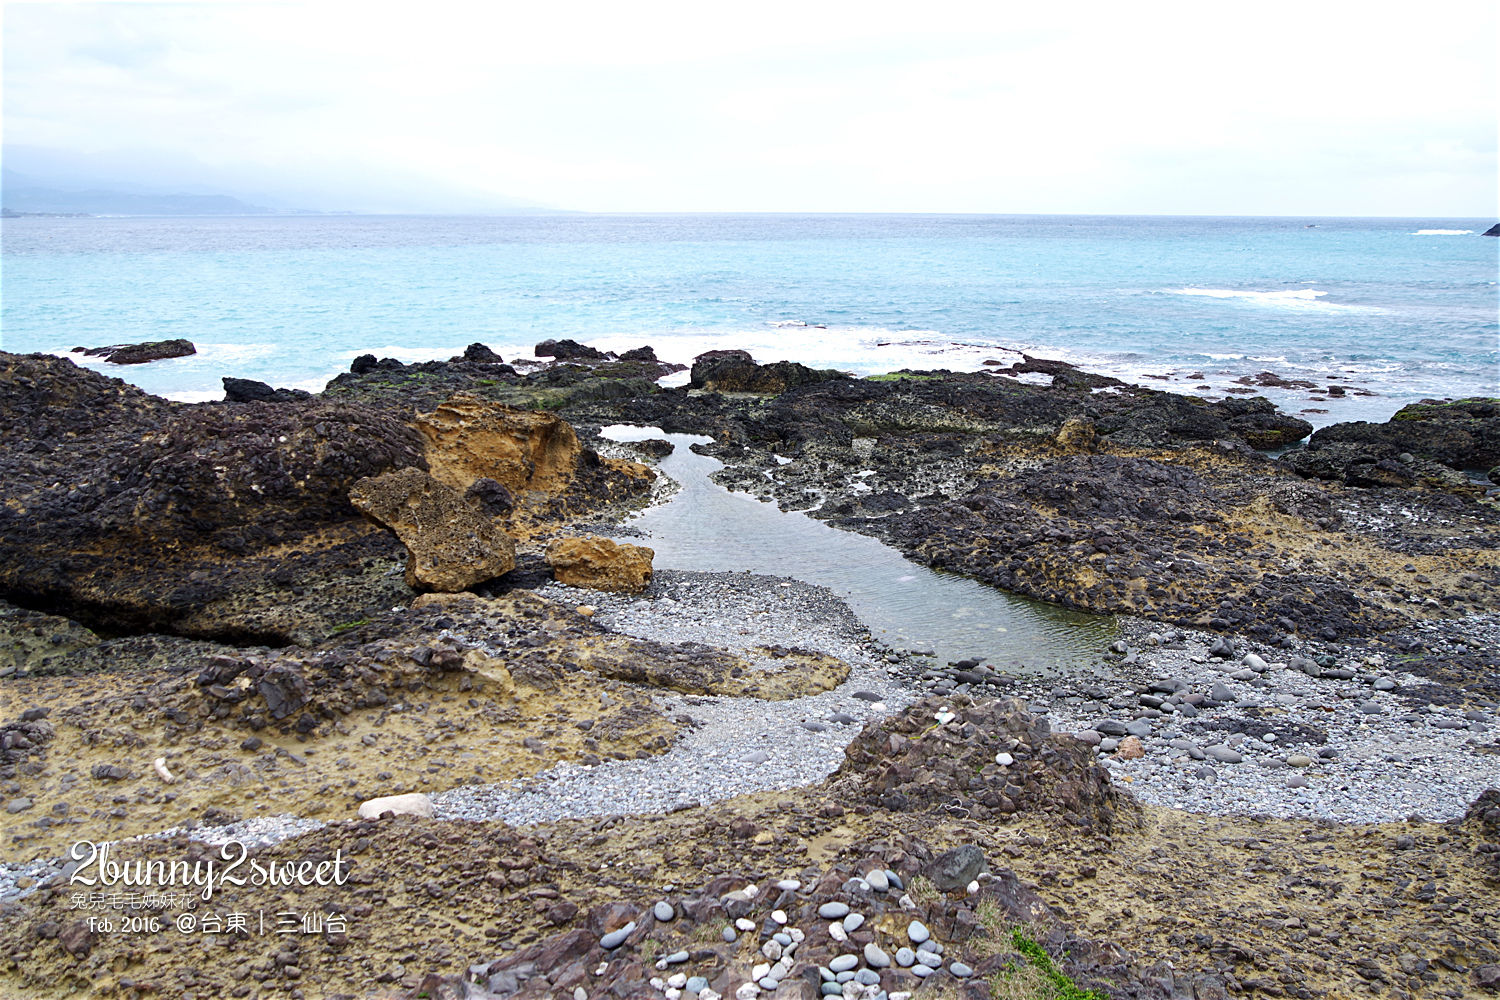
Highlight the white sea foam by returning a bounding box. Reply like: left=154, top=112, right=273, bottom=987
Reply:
left=585, top=326, right=1026, bottom=377
left=1412, top=229, right=1474, bottom=236
left=337, top=344, right=470, bottom=364
left=1167, top=287, right=1386, bottom=314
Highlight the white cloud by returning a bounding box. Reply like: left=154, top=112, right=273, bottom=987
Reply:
left=3, top=0, right=1495, bottom=214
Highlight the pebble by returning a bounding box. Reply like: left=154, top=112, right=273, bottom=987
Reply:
left=686, top=977, right=708, bottom=995
left=1204, top=745, right=1243, bottom=764
left=842, top=912, right=864, bottom=933
left=994, top=752, right=1014, bottom=766
left=771, top=909, right=787, bottom=925
left=600, top=921, right=635, bottom=949
left=911, top=965, right=934, bottom=978
left=654, top=901, right=675, bottom=922
left=950, top=962, right=974, bottom=978
left=895, top=947, right=916, bottom=967
left=776, top=879, right=801, bottom=891
left=736, top=918, right=756, bottom=932
left=907, top=920, right=929, bottom=944
left=864, top=943, right=891, bottom=968
left=865, top=868, right=890, bottom=891
left=829, top=954, right=859, bottom=973
left=721, top=926, right=737, bottom=943
left=818, top=902, right=850, bottom=919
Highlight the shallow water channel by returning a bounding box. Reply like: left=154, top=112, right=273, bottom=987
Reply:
left=599, top=426, right=1115, bottom=671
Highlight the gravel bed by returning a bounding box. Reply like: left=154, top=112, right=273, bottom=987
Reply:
left=995, top=615, right=1500, bottom=824
left=435, top=571, right=921, bottom=824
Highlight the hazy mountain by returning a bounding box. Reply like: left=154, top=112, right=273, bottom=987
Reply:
left=0, top=145, right=556, bottom=216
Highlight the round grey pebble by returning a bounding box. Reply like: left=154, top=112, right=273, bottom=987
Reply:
left=855, top=969, right=881, bottom=986
left=865, top=869, right=889, bottom=892
left=912, top=965, right=934, bottom=978
left=819, top=902, right=850, bottom=919
left=722, top=926, right=737, bottom=943
left=917, top=950, right=942, bottom=968
left=758, top=976, right=779, bottom=990
left=654, top=901, right=675, bottom=922
left=907, top=920, right=929, bottom=944
left=829, top=954, right=859, bottom=973
left=864, top=942, right=891, bottom=968
left=951, top=962, right=974, bottom=978
left=842, top=913, right=865, bottom=933
left=895, top=947, right=916, bottom=967
left=820, top=984, right=842, bottom=997
left=1287, top=774, right=1309, bottom=788
left=686, top=976, right=709, bottom=994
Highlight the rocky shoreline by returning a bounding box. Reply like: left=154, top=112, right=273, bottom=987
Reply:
left=1, top=344, right=1498, bottom=999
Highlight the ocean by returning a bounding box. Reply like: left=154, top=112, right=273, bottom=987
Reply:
left=2, top=213, right=1495, bottom=425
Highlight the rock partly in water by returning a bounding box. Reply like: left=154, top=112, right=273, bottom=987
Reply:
left=536, top=338, right=610, bottom=361
left=350, top=467, right=517, bottom=591
left=75, top=339, right=196, bottom=365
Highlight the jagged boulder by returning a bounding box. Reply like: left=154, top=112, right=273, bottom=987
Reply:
left=350, top=467, right=516, bottom=591
left=545, top=536, right=654, bottom=593
left=415, top=395, right=589, bottom=495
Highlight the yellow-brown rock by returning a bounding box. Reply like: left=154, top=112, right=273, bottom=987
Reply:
left=545, top=536, right=654, bottom=593
left=349, top=467, right=516, bottom=591
left=415, top=394, right=583, bottom=494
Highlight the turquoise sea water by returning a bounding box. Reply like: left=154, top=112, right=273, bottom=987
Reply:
left=3, top=214, right=1495, bottom=424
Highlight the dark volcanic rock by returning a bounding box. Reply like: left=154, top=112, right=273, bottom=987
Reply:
left=75, top=339, right=196, bottom=365
left=1484, top=223, right=1500, bottom=237
left=689, top=350, right=848, bottom=394
left=1307, top=399, right=1500, bottom=471
left=535, top=338, right=610, bottom=361
left=459, top=342, right=505, bottom=364
left=0, top=352, right=424, bottom=641
left=222, top=377, right=312, bottom=403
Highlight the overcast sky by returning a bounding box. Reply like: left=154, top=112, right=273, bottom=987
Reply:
left=4, top=1, right=1496, bottom=215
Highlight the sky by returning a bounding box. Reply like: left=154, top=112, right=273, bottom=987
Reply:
left=3, top=1, right=1497, bottom=215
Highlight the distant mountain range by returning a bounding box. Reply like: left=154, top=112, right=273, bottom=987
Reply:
left=2, top=170, right=273, bottom=216
left=1, top=145, right=555, bottom=216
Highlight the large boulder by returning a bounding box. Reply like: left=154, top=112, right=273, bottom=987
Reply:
left=535, top=338, right=609, bottom=361
left=415, top=395, right=589, bottom=495
left=1308, top=399, right=1500, bottom=471
left=0, top=353, right=424, bottom=640
left=74, top=339, right=196, bottom=365
left=544, top=536, right=654, bottom=593
left=689, top=350, right=848, bottom=394
left=350, top=467, right=516, bottom=591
